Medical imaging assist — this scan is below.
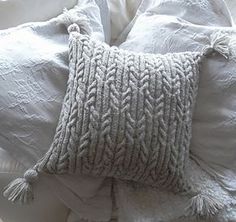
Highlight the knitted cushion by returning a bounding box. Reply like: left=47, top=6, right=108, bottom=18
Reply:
left=38, top=25, right=202, bottom=193
left=3, top=21, right=230, bottom=208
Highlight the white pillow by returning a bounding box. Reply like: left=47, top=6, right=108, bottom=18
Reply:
left=0, top=0, right=111, bottom=43
left=0, top=1, right=105, bottom=169
left=0, top=19, right=68, bottom=168
left=116, top=0, right=236, bottom=220
left=0, top=3, right=114, bottom=222
left=108, top=0, right=235, bottom=46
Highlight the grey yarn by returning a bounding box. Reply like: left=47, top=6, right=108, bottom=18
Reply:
left=3, top=17, right=231, bottom=219
left=37, top=31, right=202, bottom=194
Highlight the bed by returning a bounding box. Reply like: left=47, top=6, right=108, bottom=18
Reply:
left=0, top=0, right=236, bottom=222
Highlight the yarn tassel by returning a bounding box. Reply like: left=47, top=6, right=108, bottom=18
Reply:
left=202, top=31, right=230, bottom=59
left=3, top=168, right=39, bottom=204
left=184, top=31, right=231, bottom=218
left=58, top=6, right=92, bottom=35
left=185, top=193, right=224, bottom=219
left=2, top=6, right=92, bottom=205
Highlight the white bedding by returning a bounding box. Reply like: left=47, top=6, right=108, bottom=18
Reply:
left=0, top=0, right=77, bottom=30
left=0, top=0, right=235, bottom=32
left=1, top=1, right=236, bottom=222
left=0, top=2, right=113, bottom=222
left=0, top=148, right=69, bottom=222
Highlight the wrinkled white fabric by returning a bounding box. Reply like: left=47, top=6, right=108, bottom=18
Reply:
left=0, top=0, right=111, bottom=42
left=115, top=161, right=236, bottom=222
left=0, top=20, right=68, bottom=168
left=110, top=0, right=153, bottom=45
left=108, top=0, right=142, bottom=43
left=115, top=0, right=234, bottom=45
left=107, top=0, right=236, bottom=45
left=95, top=0, right=111, bottom=43
left=0, top=2, right=114, bottom=222
left=1, top=0, right=236, bottom=222
left=47, top=175, right=112, bottom=222
left=0, top=0, right=77, bottom=30
left=0, top=149, right=69, bottom=222
left=0, top=0, right=105, bottom=168
left=225, top=0, right=236, bottom=22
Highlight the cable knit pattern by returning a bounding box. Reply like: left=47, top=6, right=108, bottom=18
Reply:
left=38, top=31, right=202, bottom=194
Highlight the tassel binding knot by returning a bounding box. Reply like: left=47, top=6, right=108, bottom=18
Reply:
left=68, top=23, right=80, bottom=34
left=202, top=31, right=230, bottom=59
left=58, top=7, right=92, bottom=35
left=2, top=5, right=93, bottom=205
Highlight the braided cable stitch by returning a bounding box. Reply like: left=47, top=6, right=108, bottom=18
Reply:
left=41, top=33, right=202, bottom=193
left=3, top=19, right=231, bottom=218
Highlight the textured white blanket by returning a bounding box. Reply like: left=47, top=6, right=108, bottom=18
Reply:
left=1, top=0, right=236, bottom=222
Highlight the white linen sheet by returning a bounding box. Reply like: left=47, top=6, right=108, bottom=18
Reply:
left=0, top=1, right=236, bottom=222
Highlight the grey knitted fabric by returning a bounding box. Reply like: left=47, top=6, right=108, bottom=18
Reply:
left=3, top=18, right=231, bottom=218
left=36, top=28, right=202, bottom=194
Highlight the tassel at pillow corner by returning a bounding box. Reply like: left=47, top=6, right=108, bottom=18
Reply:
left=3, top=15, right=231, bottom=220
left=3, top=8, right=93, bottom=205
left=183, top=30, right=232, bottom=219
left=202, top=31, right=231, bottom=59
left=57, top=6, right=92, bottom=35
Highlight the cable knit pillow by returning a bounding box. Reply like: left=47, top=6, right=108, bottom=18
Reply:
left=42, top=25, right=202, bottom=191
left=3, top=22, right=230, bottom=210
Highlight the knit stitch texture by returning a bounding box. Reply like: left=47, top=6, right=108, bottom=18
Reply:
left=37, top=31, right=202, bottom=194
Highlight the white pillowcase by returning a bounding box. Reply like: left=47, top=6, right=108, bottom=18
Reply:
left=0, top=19, right=68, bottom=168
left=0, top=3, right=115, bottom=222
left=0, top=1, right=105, bottom=169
